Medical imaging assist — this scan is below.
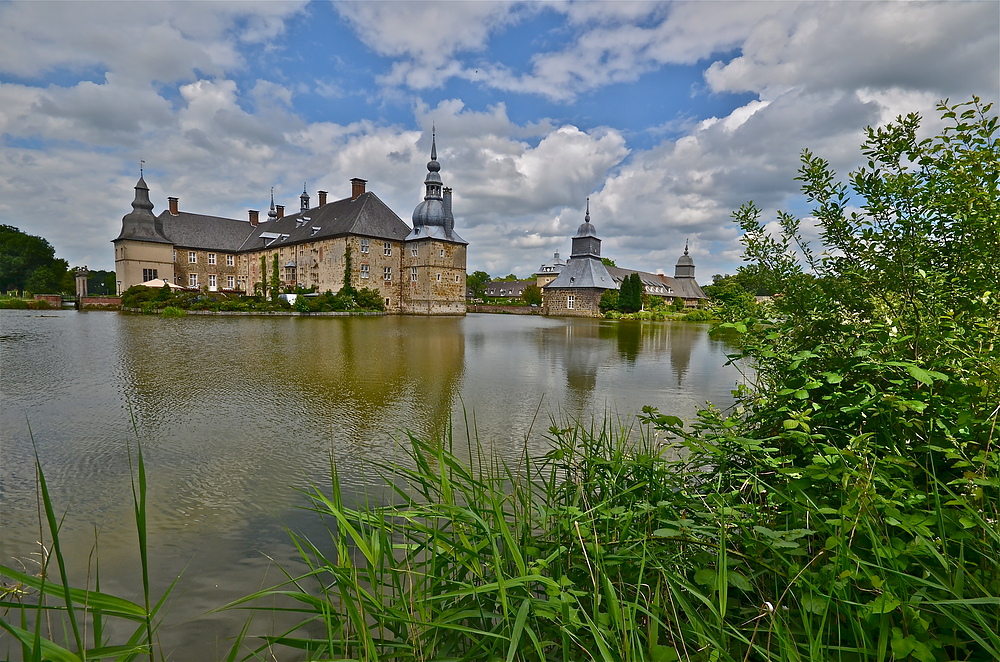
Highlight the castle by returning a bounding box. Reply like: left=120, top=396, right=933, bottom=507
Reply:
left=113, top=133, right=468, bottom=315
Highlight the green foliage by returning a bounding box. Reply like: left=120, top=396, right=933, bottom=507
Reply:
left=259, top=255, right=267, bottom=299
left=601, top=257, right=617, bottom=267
left=343, top=245, right=353, bottom=291
left=161, top=306, right=185, bottom=317
left=682, top=309, right=713, bottom=321
left=0, top=297, right=30, bottom=309
left=269, top=254, right=280, bottom=301
left=618, top=272, right=644, bottom=313
left=599, top=289, right=619, bottom=313
left=354, top=287, right=385, bottom=311
left=1, top=438, right=171, bottom=660
left=467, top=270, right=491, bottom=298
left=522, top=283, right=543, bottom=306
left=670, top=296, right=685, bottom=311
left=0, top=225, right=69, bottom=294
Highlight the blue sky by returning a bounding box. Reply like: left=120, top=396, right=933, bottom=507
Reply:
left=1, top=1, right=997, bottom=281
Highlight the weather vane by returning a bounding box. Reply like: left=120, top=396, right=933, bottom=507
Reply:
left=140, top=159, right=145, bottom=177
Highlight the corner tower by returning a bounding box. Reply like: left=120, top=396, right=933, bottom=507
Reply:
left=402, top=128, right=468, bottom=315
left=113, top=176, right=174, bottom=294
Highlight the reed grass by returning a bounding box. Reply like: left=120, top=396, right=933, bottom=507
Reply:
left=222, top=414, right=1000, bottom=661
left=0, top=437, right=173, bottom=661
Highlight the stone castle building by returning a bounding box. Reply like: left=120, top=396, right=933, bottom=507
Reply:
left=114, top=134, right=467, bottom=314
left=542, top=200, right=707, bottom=317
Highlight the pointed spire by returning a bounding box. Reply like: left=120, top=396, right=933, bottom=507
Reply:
left=300, top=183, right=309, bottom=212
left=431, top=124, right=437, bottom=161
left=268, top=187, right=277, bottom=221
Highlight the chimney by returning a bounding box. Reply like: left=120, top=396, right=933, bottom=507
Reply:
left=249, top=210, right=259, bottom=226
left=318, top=190, right=328, bottom=207
left=276, top=205, right=284, bottom=219
left=443, top=187, right=454, bottom=234
left=168, top=197, right=179, bottom=215
left=351, top=178, right=367, bottom=201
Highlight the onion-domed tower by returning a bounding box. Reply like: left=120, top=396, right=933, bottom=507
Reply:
left=402, top=128, right=468, bottom=315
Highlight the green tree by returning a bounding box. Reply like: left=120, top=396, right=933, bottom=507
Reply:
left=270, top=254, right=280, bottom=300
left=598, top=288, right=619, bottom=313
left=601, top=257, right=617, bottom=267
left=259, top=255, right=268, bottom=298
left=0, top=225, right=68, bottom=294
left=466, top=270, right=491, bottom=298
left=618, top=272, right=643, bottom=313
left=521, top=283, right=542, bottom=306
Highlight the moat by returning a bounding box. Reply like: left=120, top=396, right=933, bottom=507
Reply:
left=1, top=310, right=743, bottom=658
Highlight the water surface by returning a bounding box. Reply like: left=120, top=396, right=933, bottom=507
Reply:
left=0, top=310, right=743, bottom=658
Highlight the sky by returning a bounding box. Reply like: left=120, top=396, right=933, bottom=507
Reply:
left=1, top=1, right=997, bottom=282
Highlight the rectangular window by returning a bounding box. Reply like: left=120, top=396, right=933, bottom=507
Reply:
left=227, top=275, right=235, bottom=289
left=360, top=238, right=369, bottom=253
left=189, top=273, right=198, bottom=287
left=172, top=250, right=176, bottom=262
left=439, top=248, right=444, bottom=257
left=360, top=264, right=370, bottom=279
left=383, top=266, right=392, bottom=281
left=208, top=253, right=216, bottom=265
left=208, top=274, right=217, bottom=289
left=567, top=295, right=575, bottom=310
left=410, top=267, right=417, bottom=282
left=436, top=273, right=441, bottom=281
left=142, top=268, right=158, bottom=282
left=455, top=274, right=460, bottom=282
left=383, top=242, right=392, bottom=256
left=226, top=254, right=234, bottom=266
left=188, top=251, right=197, bottom=263
left=411, top=246, right=418, bottom=257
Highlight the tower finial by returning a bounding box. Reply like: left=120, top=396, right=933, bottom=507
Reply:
left=585, top=197, right=590, bottom=222
left=140, top=159, right=144, bottom=177
left=684, top=239, right=689, bottom=255
left=431, top=123, right=437, bottom=161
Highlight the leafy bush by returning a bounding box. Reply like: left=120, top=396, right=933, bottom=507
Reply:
left=161, top=306, right=185, bottom=317
left=682, top=308, right=713, bottom=321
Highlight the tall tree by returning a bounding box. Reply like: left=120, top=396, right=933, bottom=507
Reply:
left=0, top=225, right=68, bottom=294
left=467, top=270, right=491, bottom=298
left=618, top=272, right=643, bottom=313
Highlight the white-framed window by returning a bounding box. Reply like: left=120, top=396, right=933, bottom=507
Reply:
left=172, top=250, right=176, bottom=261
left=383, top=242, right=392, bottom=256
left=436, top=273, right=441, bottom=281
left=208, top=274, right=217, bottom=289
left=208, top=253, right=216, bottom=265
left=411, top=246, right=418, bottom=257
left=189, top=273, right=198, bottom=287
left=383, top=266, right=392, bottom=280
left=360, top=238, right=369, bottom=253
left=188, top=251, right=197, bottom=263
left=567, top=295, right=575, bottom=310
left=227, top=275, right=235, bottom=289
left=142, top=268, right=158, bottom=281
left=410, top=267, right=417, bottom=282
left=226, top=254, right=234, bottom=266
left=360, top=264, right=370, bottom=279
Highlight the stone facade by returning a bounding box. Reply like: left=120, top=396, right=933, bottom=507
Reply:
left=543, top=288, right=604, bottom=317
left=114, top=136, right=467, bottom=315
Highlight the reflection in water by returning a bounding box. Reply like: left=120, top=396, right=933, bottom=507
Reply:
left=0, top=310, right=741, bottom=659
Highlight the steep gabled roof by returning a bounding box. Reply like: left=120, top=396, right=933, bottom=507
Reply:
left=605, top=265, right=707, bottom=299
left=239, top=191, right=410, bottom=252
left=159, top=211, right=255, bottom=252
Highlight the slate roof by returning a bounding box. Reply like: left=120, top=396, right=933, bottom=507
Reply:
left=484, top=280, right=533, bottom=297
left=239, top=191, right=410, bottom=252
left=605, top=265, right=707, bottom=300
left=159, top=212, right=256, bottom=252
left=545, top=255, right=615, bottom=290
